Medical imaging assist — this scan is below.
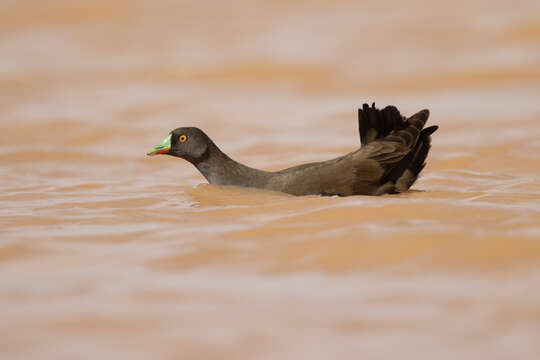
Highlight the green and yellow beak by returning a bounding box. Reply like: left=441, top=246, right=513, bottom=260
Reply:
left=147, top=134, right=172, bottom=156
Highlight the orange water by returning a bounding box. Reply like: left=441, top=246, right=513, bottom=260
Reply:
left=1, top=1, right=540, bottom=359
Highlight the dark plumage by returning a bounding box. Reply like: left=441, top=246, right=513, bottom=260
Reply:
left=147, top=103, right=438, bottom=196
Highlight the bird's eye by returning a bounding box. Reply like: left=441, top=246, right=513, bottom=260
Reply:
left=179, top=135, right=187, bottom=143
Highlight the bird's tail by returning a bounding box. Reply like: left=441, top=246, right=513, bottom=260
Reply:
left=358, top=103, right=407, bottom=146
left=358, top=103, right=438, bottom=194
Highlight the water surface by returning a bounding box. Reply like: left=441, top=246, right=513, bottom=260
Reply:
left=1, top=1, right=540, bottom=359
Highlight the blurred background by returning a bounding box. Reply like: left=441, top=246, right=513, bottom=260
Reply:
left=1, top=0, right=539, bottom=359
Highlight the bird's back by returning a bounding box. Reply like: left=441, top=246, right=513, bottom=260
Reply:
left=267, top=104, right=438, bottom=196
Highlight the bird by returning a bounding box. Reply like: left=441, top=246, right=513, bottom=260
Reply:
left=147, top=103, right=438, bottom=196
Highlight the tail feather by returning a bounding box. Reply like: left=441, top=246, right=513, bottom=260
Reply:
left=358, top=103, right=438, bottom=194
left=358, top=103, right=406, bottom=146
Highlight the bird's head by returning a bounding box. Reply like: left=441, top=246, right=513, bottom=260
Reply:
left=147, top=127, right=211, bottom=163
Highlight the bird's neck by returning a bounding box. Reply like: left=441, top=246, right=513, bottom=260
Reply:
left=192, top=142, right=273, bottom=187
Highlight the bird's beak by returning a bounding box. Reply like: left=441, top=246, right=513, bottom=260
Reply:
left=147, top=134, right=172, bottom=156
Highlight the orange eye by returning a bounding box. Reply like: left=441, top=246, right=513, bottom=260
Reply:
left=179, top=135, right=187, bottom=143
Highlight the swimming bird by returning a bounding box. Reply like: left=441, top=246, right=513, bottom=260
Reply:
left=147, top=103, right=438, bottom=196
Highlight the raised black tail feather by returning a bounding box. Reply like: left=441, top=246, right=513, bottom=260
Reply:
left=358, top=103, right=407, bottom=146
left=358, top=103, right=438, bottom=193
